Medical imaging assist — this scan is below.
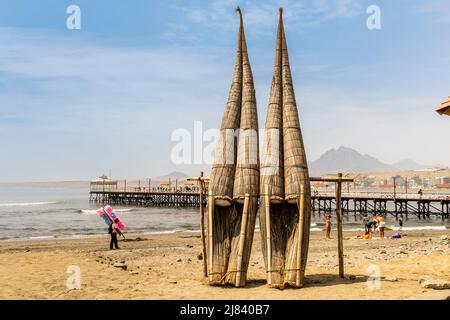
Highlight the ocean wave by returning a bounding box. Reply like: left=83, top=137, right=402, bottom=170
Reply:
left=28, top=236, right=56, bottom=240
left=0, top=201, right=57, bottom=207
left=387, top=225, right=446, bottom=231
left=78, top=208, right=133, bottom=214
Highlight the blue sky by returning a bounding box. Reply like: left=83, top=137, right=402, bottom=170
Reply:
left=1, top=0, right=450, bottom=182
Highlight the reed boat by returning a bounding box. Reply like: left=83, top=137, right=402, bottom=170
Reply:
left=259, top=8, right=311, bottom=288
left=207, top=7, right=259, bottom=287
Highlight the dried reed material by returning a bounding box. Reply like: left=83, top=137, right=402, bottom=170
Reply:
left=207, top=7, right=258, bottom=287
left=233, top=14, right=259, bottom=200
left=258, top=8, right=311, bottom=289
left=209, top=7, right=243, bottom=200
left=235, top=194, right=250, bottom=287
left=260, top=5, right=284, bottom=201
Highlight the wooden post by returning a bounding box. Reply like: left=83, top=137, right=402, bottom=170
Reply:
left=124, top=180, right=127, bottom=192
left=236, top=193, right=250, bottom=287
left=208, top=188, right=214, bottom=282
left=264, top=184, right=272, bottom=285
left=199, top=173, right=208, bottom=278
left=393, top=177, right=397, bottom=200
left=149, top=179, right=151, bottom=193
left=296, top=183, right=305, bottom=287
left=138, top=179, right=141, bottom=191
left=336, top=173, right=344, bottom=278
left=405, top=176, right=408, bottom=194
left=175, top=179, right=178, bottom=193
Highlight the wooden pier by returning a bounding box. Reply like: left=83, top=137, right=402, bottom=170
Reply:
left=90, top=190, right=202, bottom=207
left=312, top=191, right=450, bottom=220
left=90, top=189, right=450, bottom=219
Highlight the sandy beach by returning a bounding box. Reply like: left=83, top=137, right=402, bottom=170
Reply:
left=0, top=229, right=449, bottom=300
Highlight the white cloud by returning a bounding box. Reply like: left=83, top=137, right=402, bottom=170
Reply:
left=183, top=0, right=364, bottom=34
left=414, top=0, right=450, bottom=24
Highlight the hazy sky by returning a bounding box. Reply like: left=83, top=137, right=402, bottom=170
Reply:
left=1, top=0, right=450, bottom=182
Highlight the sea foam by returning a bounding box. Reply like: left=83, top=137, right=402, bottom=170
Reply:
left=0, top=201, right=57, bottom=207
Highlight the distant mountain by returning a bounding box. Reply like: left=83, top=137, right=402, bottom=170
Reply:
left=308, top=147, right=397, bottom=175
left=154, top=171, right=189, bottom=180
left=392, top=159, right=425, bottom=171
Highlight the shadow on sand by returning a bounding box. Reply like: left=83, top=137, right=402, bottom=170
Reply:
left=232, top=274, right=370, bottom=290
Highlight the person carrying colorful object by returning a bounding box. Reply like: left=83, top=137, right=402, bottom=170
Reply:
left=97, top=205, right=126, bottom=249
left=109, top=219, right=120, bottom=250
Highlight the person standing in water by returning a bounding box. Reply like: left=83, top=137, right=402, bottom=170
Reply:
left=325, top=214, right=332, bottom=239
left=378, top=214, right=386, bottom=238
left=109, top=219, right=120, bottom=250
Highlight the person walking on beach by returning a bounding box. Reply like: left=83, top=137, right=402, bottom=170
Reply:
left=325, top=214, right=332, bottom=239
left=109, top=219, right=120, bottom=250
left=398, top=217, right=404, bottom=231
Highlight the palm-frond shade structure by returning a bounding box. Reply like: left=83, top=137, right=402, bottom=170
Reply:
left=436, top=97, right=450, bottom=116
left=207, top=7, right=259, bottom=287
left=259, top=8, right=311, bottom=288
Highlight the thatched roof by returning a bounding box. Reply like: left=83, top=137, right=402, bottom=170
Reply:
left=90, top=175, right=118, bottom=185
left=436, top=96, right=450, bottom=116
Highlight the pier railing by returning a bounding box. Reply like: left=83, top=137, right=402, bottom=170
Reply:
left=89, top=188, right=450, bottom=219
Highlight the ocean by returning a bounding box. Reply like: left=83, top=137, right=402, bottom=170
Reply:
left=0, top=184, right=448, bottom=241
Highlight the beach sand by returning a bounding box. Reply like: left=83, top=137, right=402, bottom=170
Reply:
left=0, top=230, right=449, bottom=300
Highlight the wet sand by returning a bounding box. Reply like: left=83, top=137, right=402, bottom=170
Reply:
left=0, top=230, right=449, bottom=300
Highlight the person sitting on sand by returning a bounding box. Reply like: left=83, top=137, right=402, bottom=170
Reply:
left=109, top=219, right=120, bottom=250
left=325, top=214, right=331, bottom=239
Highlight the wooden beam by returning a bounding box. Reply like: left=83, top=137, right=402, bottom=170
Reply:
left=198, top=173, right=208, bottom=278
left=336, top=173, right=345, bottom=278
left=235, top=193, right=250, bottom=287
left=296, top=182, right=305, bottom=287
left=264, top=184, right=272, bottom=285
left=310, top=176, right=354, bottom=182
left=208, top=188, right=214, bottom=282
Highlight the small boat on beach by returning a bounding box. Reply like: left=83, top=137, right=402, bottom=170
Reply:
left=207, top=7, right=259, bottom=287
left=258, top=8, right=312, bottom=288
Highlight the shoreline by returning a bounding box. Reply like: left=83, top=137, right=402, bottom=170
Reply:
left=1, top=229, right=449, bottom=299
left=1, top=225, right=447, bottom=244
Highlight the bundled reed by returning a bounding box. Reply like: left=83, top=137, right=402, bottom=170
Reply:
left=259, top=8, right=311, bottom=288
left=207, top=7, right=259, bottom=287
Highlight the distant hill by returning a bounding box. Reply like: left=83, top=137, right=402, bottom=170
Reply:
left=308, top=146, right=444, bottom=175
left=392, top=159, right=425, bottom=171
left=309, top=147, right=397, bottom=175
left=154, top=171, right=189, bottom=180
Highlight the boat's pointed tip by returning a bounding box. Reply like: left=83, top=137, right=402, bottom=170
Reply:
left=279, top=7, right=283, bottom=16
left=235, top=6, right=242, bottom=15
